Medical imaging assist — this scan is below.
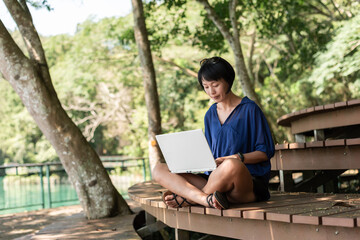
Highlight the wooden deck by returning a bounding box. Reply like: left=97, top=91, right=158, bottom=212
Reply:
left=128, top=181, right=360, bottom=240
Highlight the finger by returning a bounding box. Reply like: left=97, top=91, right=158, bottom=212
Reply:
left=215, top=160, right=222, bottom=167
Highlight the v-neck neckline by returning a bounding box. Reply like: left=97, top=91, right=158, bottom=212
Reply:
left=215, top=97, right=245, bottom=126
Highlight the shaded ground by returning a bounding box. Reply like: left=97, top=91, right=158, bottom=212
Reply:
left=0, top=200, right=141, bottom=240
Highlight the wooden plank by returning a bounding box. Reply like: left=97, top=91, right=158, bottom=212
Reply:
left=241, top=195, right=341, bottom=220
left=223, top=193, right=321, bottom=219
left=205, top=208, right=222, bottom=216
left=245, top=194, right=360, bottom=222
left=335, top=101, right=347, bottom=108
left=274, top=145, right=360, bottom=170
left=179, top=207, right=191, bottom=213
left=306, top=107, right=315, bottom=113
left=275, top=143, right=289, bottom=150
left=292, top=214, right=321, bottom=225
left=158, top=201, right=167, bottom=209
left=276, top=112, right=295, bottom=127
left=266, top=200, right=338, bottom=223
left=289, top=142, right=306, bottom=149
left=347, top=138, right=360, bottom=146
left=150, top=200, right=159, bottom=207
left=222, top=209, right=241, bottom=218
left=191, top=206, right=205, bottom=215
left=348, top=99, right=360, bottom=105
left=324, top=103, right=335, bottom=110
left=168, top=206, right=180, bottom=211
left=325, top=139, right=346, bottom=147
left=267, top=198, right=360, bottom=224
left=290, top=105, right=360, bottom=134
left=306, top=141, right=324, bottom=148
left=291, top=198, right=360, bottom=226
left=322, top=208, right=360, bottom=227
left=314, top=105, right=324, bottom=111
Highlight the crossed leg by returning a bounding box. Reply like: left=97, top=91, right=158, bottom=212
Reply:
left=152, top=158, right=256, bottom=209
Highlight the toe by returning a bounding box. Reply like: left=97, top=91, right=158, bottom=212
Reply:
left=212, top=195, right=222, bottom=210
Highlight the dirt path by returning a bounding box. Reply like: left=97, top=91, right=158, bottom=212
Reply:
left=0, top=201, right=141, bottom=240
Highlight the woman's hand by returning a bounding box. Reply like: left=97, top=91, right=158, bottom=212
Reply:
left=215, top=154, right=240, bottom=167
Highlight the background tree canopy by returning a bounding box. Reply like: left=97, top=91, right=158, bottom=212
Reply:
left=1, top=0, right=359, bottom=164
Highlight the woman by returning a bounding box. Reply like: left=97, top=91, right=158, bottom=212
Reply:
left=152, top=56, right=274, bottom=209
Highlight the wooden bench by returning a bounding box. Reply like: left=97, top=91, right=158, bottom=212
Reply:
left=129, top=181, right=360, bottom=240
left=271, top=99, right=360, bottom=192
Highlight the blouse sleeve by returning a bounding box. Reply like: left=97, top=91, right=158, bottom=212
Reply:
left=249, top=104, right=275, bottom=160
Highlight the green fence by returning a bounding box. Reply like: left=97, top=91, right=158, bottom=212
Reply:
left=0, top=156, right=150, bottom=215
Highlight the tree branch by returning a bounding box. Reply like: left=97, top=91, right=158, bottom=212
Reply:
left=247, top=30, right=256, bottom=84
left=3, top=0, right=57, bottom=97
left=316, top=0, right=334, bottom=17
left=153, top=56, right=197, bottom=78
left=196, top=0, right=234, bottom=49
left=307, top=3, right=333, bottom=19
left=330, top=0, right=345, bottom=20
left=18, top=0, right=33, bottom=21
left=4, top=0, right=46, bottom=64
left=229, top=0, right=239, bottom=43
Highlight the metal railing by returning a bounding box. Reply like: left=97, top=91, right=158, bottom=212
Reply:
left=0, top=156, right=149, bottom=215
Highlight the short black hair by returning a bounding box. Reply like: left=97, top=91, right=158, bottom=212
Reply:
left=197, top=56, right=235, bottom=93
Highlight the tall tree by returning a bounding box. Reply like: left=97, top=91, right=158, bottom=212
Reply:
left=0, top=0, right=131, bottom=219
left=131, top=0, right=164, bottom=170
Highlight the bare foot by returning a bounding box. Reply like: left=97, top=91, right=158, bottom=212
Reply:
left=162, top=191, right=194, bottom=208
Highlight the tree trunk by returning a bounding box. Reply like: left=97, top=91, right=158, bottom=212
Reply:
left=0, top=0, right=131, bottom=219
left=131, top=0, right=164, bottom=170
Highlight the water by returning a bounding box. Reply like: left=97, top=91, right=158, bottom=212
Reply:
left=0, top=170, right=145, bottom=215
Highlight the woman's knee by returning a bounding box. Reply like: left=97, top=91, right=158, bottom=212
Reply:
left=218, top=158, right=246, bottom=176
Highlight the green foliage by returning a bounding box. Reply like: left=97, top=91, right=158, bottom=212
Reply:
left=0, top=80, right=57, bottom=164
left=27, top=0, right=53, bottom=11
left=306, top=14, right=360, bottom=102
left=144, top=0, right=191, bottom=53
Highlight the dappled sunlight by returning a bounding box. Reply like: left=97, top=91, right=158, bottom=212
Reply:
left=48, top=207, right=82, bottom=216
left=8, top=228, right=34, bottom=235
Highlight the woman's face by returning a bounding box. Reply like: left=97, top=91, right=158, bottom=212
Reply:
left=202, top=78, right=229, bottom=103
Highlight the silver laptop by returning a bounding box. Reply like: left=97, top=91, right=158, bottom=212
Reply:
left=155, top=129, right=216, bottom=173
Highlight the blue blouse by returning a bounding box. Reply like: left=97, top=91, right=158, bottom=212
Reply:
left=204, top=97, right=274, bottom=178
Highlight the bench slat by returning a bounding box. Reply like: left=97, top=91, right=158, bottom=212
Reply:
left=322, top=208, right=360, bottom=227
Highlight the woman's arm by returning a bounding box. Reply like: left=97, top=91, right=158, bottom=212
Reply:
left=215, top=151, right=268, bottom=166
